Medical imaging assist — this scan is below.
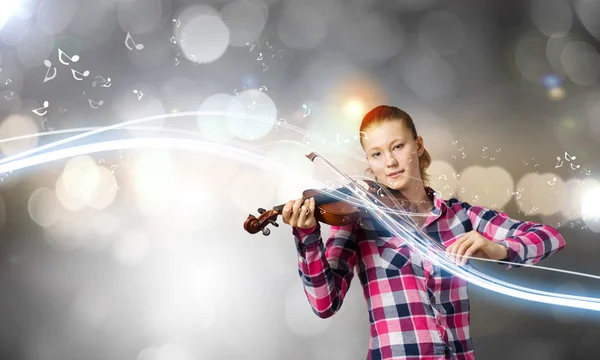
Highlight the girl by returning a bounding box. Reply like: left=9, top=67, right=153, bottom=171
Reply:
left=281, top=105, right=566, bottom=360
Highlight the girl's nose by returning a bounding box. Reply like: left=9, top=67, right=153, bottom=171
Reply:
left=385, top=154, right=398, bottom=166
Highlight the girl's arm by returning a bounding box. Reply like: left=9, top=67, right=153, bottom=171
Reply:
left=292, top=222, right=359, bottom=318
left=460, top=202, right=566, bottom=270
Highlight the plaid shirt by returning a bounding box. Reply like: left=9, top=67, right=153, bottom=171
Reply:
left=292, top=186, right=566, bottom=360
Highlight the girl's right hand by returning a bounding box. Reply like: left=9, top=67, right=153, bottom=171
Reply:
left=282, top=197, right=316, bottom=229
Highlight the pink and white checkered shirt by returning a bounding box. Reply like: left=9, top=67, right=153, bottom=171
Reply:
left=292, top=186, right=566, bottom=360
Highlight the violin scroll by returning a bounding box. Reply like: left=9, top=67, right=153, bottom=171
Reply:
left=244, top=207, right=281, bottom=236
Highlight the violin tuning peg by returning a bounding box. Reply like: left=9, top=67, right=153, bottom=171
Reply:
left=268, top=220, right=279, bottom=227
left=257, top=207, right=266, bottom=214
left=262, top=228, right=271, bottom=236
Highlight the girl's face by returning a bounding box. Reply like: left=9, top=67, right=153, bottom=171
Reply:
left=362, top=120, right=424, bottom=191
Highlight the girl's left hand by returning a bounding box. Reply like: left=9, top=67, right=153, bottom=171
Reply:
left=445, top=230, right=509, bottom=265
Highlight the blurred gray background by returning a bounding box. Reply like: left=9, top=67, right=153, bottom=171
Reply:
left=0, top=0, right=599, bottom=359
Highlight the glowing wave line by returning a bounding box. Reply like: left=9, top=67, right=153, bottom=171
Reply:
left=1, top=137, right=598, bottom=311
left=0, top=111, right=365, bottom=165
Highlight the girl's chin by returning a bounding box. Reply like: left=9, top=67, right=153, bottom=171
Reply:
left=386, top=179, right=407, bottom=190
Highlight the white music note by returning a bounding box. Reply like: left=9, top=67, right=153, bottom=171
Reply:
left=336, top=133, right=349, bottom=144
left=555, top=156, right=563, bottom=168
left=71, top=68, right=90, bottom=81
left=125, top=32, right=144, bottom=51
left=565, top=151, right=576, bottom=161
left=133, top=89, right=145, bottom=101
left=302, top=134, right=311, bottom=145
left=58, top=48, right=80, bottom=66
left=272, top=49, right=284, bottom=59
left=302, top=104, right=311, bottom=118
left=172, top=19, right=181, bottom=28
left=353, top=131, right=369, bottom=141
left=570, top=163, right=580, bottom=170
left=88, top=99, right=104, bottom=109
left=92, top=76, right=111, bottom=87
left=43, top=60, right=57, bottom=83
left=32, top=101, right=49, bottom=116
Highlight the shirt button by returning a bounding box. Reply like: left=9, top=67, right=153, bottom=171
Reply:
left=430, top=296, right=435, bottom=303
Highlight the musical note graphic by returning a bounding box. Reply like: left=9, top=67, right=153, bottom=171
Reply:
left=302, top=104, right=310, bottom=118
left=565, top=151, right=576, bottom=161
left=92, top=76, right=112, bottom=87
left=273, top=118, right=288, bottom=132
left=32, top=101, right=49, bottom=116
left=88, top=99, right=104, bottom=109
left=41, top=118, right=50, bottom=130
left=336, top=133, right=349, bottom=144
left=354, top=131, right=369, bottom=140
left=133, top=89, right=145, bottom=101
left=3, top=91, right=14, bottom=100
left=570, top=163, right=580, bottom=170
left=71, top=68, right=90, bottom=81
left=555, top=156, right=563, bottom=168
left=547, top=177, right=556, bottom=185
left=271, top=49, right=284, bottom=59
left=170, top=36, right=177, bottom=44
left=58, top=48, right=80, bottom=66
left=43, top=60, right=57, bottom=83
left=125, top=32, right=144, bottom=51
left=172, top=19, right=181, bottom=28
left=302, top=134, right=311, bottom=145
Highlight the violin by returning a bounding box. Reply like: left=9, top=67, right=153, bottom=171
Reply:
left=243, top=177, right=411, bottom=236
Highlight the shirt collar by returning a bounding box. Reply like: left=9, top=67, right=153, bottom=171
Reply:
left=425, top=186, right=446, bottom=215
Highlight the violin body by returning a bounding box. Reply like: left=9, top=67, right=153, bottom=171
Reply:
left=302, top=188, right=367, bottom=226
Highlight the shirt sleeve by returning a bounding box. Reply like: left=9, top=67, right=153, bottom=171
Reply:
left=292, top=221, right=359, bottom=319
left=461, top=202, right=566, bottom=270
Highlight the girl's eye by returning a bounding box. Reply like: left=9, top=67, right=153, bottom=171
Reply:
left=394, top=144, right=404, bottom=149
left=372, top=153, right=380, bottom=158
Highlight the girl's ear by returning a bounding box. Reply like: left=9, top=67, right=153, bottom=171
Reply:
left=416, top=136, right=425, bottom=156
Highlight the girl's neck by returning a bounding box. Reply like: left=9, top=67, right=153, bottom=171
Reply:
left=394, top=181, right=434, bottom=214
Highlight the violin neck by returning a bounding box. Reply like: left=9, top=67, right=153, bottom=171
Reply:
left=273, top=188, right=354, bottom=214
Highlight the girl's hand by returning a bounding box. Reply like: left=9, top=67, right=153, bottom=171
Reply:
left=445, top=230, right=509, bottom=265
left=281, top=197, right=316, bottom=229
